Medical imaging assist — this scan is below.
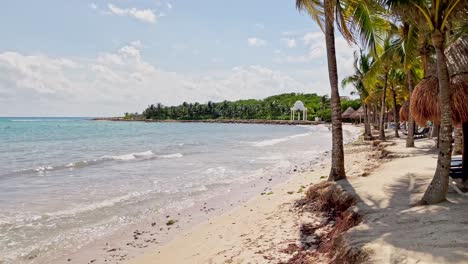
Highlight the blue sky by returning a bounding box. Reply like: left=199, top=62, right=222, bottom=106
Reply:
left=0, top=0, right=357, bottom=116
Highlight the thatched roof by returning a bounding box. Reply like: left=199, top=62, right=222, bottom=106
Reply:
left=446, top=36, right=468, bottom=76
left=410, top=35, right=468, bottom=126
left=350, top=106, right=365, bottom=119
left=400, top=101, right=409, bottom=122
left=342, top=107, right=355, bottom=119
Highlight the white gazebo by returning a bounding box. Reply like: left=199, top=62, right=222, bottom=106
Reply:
left=290, top=100, right=308, bottom=121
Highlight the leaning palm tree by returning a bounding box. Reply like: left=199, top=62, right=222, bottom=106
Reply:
left=296, top=0, right=387, bottom=181
left=342, top=50, right=374, bottom=140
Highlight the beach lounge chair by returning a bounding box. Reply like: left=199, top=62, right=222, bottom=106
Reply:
left=413, top=127, right=430, bottom=139
left=401, top=127, right=430, bottom=138
left=449, top=157, right=468, bottom=196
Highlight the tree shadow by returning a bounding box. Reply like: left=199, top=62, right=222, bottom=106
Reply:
left=337, top=170, right=468, bottom=263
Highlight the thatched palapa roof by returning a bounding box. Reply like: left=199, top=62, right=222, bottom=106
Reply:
left=342, top=107, right=356, bottom=119
left=351, top=106, right=365, bottom=119
left=410, top=35, right=468, bottom=126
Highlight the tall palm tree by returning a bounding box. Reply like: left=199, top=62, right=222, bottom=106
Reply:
left=388, top=68, right=405, bottom=138
left=387, top=23, right=421, bottom=143
left=296, top=0, right=387, bottom=181
left=364, top=35, right=395, bottom=140
left=342, top=50, right=374, bottom=140
left=384, top=0, right=466, bottom=204
left=415, top=0, right=465, bottom=204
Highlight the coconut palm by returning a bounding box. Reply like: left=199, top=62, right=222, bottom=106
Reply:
left=296, top=0, right=387, bottom=181
left=342, top=50, right=374, bottom=140
left=388, top=22, right=422, bottom=145
left=363, top=35, right=396, bottom=140
left=388, top=68, right=406, bottom=138
left=383, top=0, right=467, bottom=204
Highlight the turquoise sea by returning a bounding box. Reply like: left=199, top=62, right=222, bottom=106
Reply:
left=0, top=117, right=348, bottom=263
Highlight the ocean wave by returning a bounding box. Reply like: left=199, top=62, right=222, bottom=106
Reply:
left=11, top=151, right=184, bottom=175
left=250, top=132, right=313, bottom=147
left=45, top=190, right=152, bottom=218
left=101, top=150, right=155, bottom=161
left=158, top=153, right=184, bottom=159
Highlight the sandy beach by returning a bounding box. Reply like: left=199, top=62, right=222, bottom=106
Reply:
left=129, top=131, right=468, bottom=264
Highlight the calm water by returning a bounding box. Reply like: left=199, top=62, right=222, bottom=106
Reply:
left=0, top=117, right=342, bottom=263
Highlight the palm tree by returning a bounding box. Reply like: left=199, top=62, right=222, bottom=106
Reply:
left=296, top=0, right=387, bottom=180
left=384, top=0, right=466, bottom=204
left=388, top=68, right=405, bottom=138
left=296, top=0, right=346, bottom=180
left=342, top=50, right=374, bottom=140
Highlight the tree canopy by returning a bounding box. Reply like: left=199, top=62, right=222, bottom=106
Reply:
left=137, top=93, right=360, bottom=122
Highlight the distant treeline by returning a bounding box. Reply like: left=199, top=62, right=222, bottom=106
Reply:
left=129, top=93, right=360, bottom=122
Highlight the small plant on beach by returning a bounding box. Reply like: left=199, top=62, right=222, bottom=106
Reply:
left=298, top=186, right=305, bottom=193
left=166, top=219, right=177, bottom=226
left=266, top=191, right=274, bottom=195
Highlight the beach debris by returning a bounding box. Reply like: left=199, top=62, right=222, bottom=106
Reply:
left=166, top=219, right=177, bottom=226
left=287, top=181, right=367, bottom=264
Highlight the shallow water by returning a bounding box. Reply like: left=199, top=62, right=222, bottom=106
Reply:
left=0, top=117, right=337, bottom=263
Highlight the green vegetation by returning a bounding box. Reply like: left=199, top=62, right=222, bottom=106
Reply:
left=140, top=93, right=360, bottom=122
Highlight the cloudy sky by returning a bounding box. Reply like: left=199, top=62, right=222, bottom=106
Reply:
left=0, top=1, right=357, bottom=117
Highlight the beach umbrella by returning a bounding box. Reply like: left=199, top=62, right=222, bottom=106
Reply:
left=410, top=36, right=468, bottom=178
left=341, top=107, right=356, bottom=119
left=351, top=106, right=365, bottom=122
left=410, top=44, right=468, bottom=126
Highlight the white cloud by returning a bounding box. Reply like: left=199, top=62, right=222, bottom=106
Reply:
left=130, top=40, right=143, bottom=48
left=167, top=3, right=173, bottom=9
left=107, top=4, right=157, bottom=24
left=255, top=23, right=265, bottom=30
left=281, top=38, right=297, bottom=48
left=89, top=3, right=98, bottom=10
left=247, top=37, right=267, bottom=47
left=274, top=31, right=357, bottom=96
left=0, top=44, right=309, bottom=116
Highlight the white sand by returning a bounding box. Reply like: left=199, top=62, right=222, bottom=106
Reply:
left=344, top=138, right=468, bottom=264
left=131, top=134, right=468, bottom=264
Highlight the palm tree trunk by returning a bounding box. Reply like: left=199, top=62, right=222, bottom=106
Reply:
left=406, top=74, right=415, bottom=147
left=463, top=122, right=467, bottom=178
left=431, top=123, right=441, bottom=148
left=324, top=2, right=345, bottom=181
left=391, top=88, right=400, bottom=138
left=421, top=30, right=453, bottom=205
left=364, top=103, right=373, bottom=140
left=453, top=127, right=463, bottom=155
left=379, top=73, right=388, bottom=140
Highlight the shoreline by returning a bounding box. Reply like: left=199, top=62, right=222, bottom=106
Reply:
left=92, top=117, right=324, bottom=126
left=130, top=124, right=376, bottom=264
left=40, top=124, right=360, bottom=264
left=130, top=133, right=468, bottom=264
